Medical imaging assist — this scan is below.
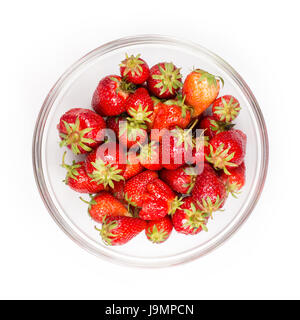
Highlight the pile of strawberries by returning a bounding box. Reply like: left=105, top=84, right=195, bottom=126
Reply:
left=58, top=54, right=247, bottom=246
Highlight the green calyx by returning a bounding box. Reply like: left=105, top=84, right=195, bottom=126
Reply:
left=128, top=206, right=140, bottom=218
left=198, top=196, right=224, bottom=219
left=89, top=159, right=124, bottom=188
left=152, top=62, right=182, bottom=95
left=95, top=217, right=119, bottom=246
left=205, top=143, right=238, bottom=175
left=119, top=53, right=144, bottom=77
left=214, top=97, right=241, bottom=122
left=151, top=96, right=163, bottom=106
left=170, top=120, right=197, bottom=152
left=59, top=117, right=96, bottom=155
left=169, top=196, right=184, bottom=216
left=110, top=76, right=136, bottom=94
left=165, top=94, right=192, bottom=118
left=128, top=104, right=153, bottom=123
left=182, top=167, right=197, bottom=194
left=79, top=194, right=97, bottom=215
left=193, top=130, right=209, bottom=154
left=124, top=193, right=138, bottom=208
left=224, top=180, right=242, bottom=198
left=210, top=119, right=235, bottom=134
left=119, top=118, right=147, bottom=142
left=139, top=141, right=159, bottom=162
left=183, top=202, right=209, bottom=233
left=195, top=69, right=224, bottom=88
left=61, top=151, right=81, bottom=184
left=146, top=224, right=169, bottom=244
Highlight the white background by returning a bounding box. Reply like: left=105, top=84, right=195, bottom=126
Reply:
left=1, top=0, right=299, bottom=299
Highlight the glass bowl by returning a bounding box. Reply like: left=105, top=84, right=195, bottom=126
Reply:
left=32, top=35, right=269, bottom=267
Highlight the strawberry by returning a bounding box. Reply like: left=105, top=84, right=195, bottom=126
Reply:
left=161, top=125, right=195, bottom=170
left=139, top=178, right=182, bottom=220
left=140, top=197, right=170, bottom=220
left=146, top=97, right=162, bottom=130
left=160, top=165, right=196, bottom=194
left=106, top=114, right=126, bottom=137
left=172, top=197, right=209, bottom=235
left=118, top=117, right=148, bottom=149
left=139, top=142, right=163, bottom=171
left=109, top=180, right=126, bottom=203
left=212, top=95, right=241, bottom=123
left=57, top=108, right=106, bottom=155
left=161, top=136, right=187, bottom=170
left=220, top=162, right=246, bottom=197
left=144, top=178, right=175, bottom=202
left=95, top=216, right=147, bottom=246
left=191, top=163, right=227, bottom=217
left=106, top=115, right=148, bottom=149
left=80, top=192, right=130, bottom=223
left=147, top=62, right=182, bottom=99
left=145, top=216, right=173, bottom=244
left=92, top=75, right=135, bottom=116
left=192, top=131, right=210, bottom=166
left=182, top=69, right=223, bottom=117
left=124, top=170, right=159, bottom=207
left=85, top=142, right=126, bottom=188
left=61, top=152, right=104, bottom=194
left=124, top=87, right=154, bottom=123
left=151, top=97, right=192, bottom=139
left=123, top=151, right=144, bottom=180
left=205, top=129, right=247, bottom=174
left=199, top=115, right=234, bottom=140
left=109, top=181, right=142, bottom=216
left=120, top=54, right=150, bottom=84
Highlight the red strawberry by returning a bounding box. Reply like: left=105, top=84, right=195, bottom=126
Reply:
left=92, top=75, right=135, bottom=116
left=151, top=97, right=192, bottom=138
left=139, top=142, right=163, bottom=171
left=118, top=117, right=148, bottom=149
left=123, top=151, right=144, bottom=180
left=206, top=129, right=247, bottom=174
left=160, top=165, right=196, bottom=194
left=85, top=142, right=126, bottom=188
left=212, top=95, right=241, bottom=123
left=220, top=162, right=246, bottom=197
left=106, top=114, right=126, bottom=137
left=172, top=197, right=209, bottom=235
left=106, top=115, right=148, bottom=149
left=120, top=54, right=150, bottom=84
left=124, top=87, right=154, bottom=123
left=124, top=170, right=159, bottom=207
left=80, top=192, right=130, bottom=223
left=109, top=182, right=143, bottom=217
left=191, top=163, right=227, bottom=217
left=161, top=125, right=195, bottom=170
left=95, top=216, right=147, bottom=246
left=110, top=180, right=126, bottom=203
left=57, top=108, right=106, bottom=155
left=146, top=97, right=162, bottom=130
left=145, top=178, right=175, bottom=202
left=147, top=62, right=182, bottom=99
left=199, top=115, right=234, bottom=140
left=139, top=178, right=182, bottom=220
left=145, top=216, right=173, bottom=244
left=61, top=152, right=104, bottom=194
left=192, top=132, right=210, bottom=166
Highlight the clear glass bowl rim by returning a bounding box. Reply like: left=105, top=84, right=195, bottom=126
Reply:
left=32, top=34, right=269, bottom=268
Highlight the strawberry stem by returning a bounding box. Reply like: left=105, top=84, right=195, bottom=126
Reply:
left=61, top=151, right=81, bottom=183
